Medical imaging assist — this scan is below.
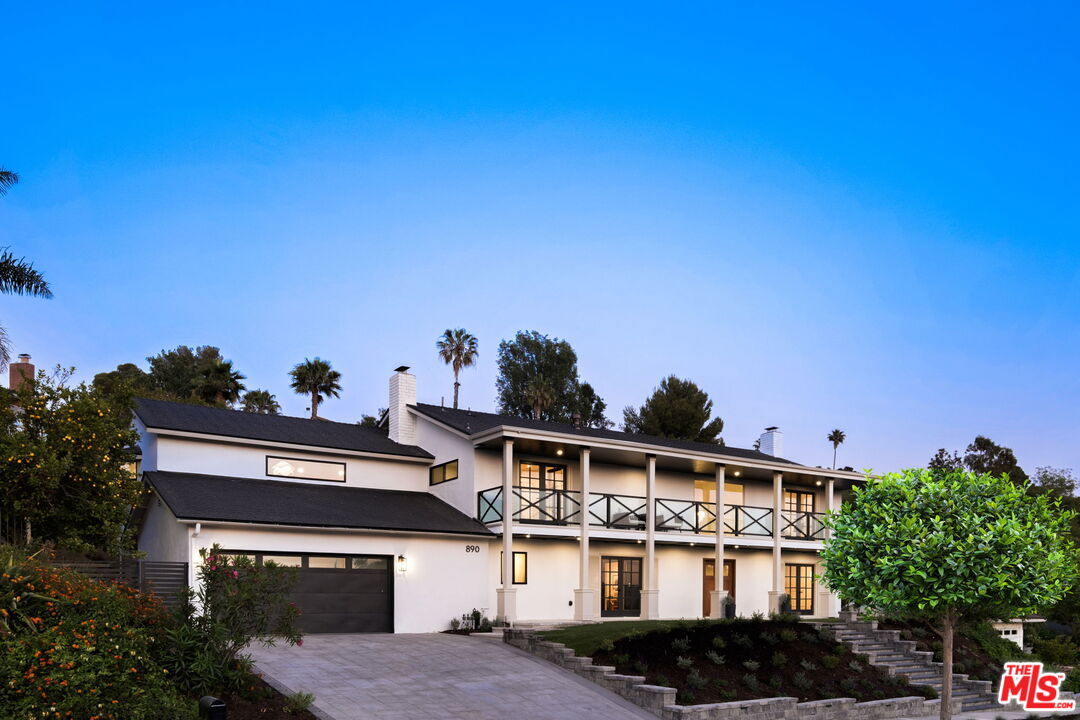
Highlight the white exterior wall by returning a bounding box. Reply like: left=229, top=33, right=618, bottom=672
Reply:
left=137, top=494, right=190, bottom=562
left=154, top=437, right=428, bottom=491
left=189, top=524, right=493, bottom=633
left=415, top=415, right=476, bottom=516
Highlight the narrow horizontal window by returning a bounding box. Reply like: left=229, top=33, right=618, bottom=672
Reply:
left=307, top=556, right=347, bottom=569
left=266, top=455, right=346, bottom=482
left=261, top=555, right=302, bottom=567
left=429, top=459, right=459, bottom=485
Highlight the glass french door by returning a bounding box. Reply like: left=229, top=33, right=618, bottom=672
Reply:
left=601, top=557, right=642, bottom=617
left=518, top=462, right=567, bottom=522
left=784, top=563, right=815, bottom=614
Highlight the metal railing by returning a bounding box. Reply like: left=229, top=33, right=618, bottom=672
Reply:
left=477, top=487, right=827, bottom=540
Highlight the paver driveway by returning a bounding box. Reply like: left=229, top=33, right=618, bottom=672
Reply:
left=250, top=633, right=657, bottom=720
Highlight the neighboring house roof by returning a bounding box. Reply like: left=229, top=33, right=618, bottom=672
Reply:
left=134, top=398, right=432, bottom=459
left=145, top=470, right=494, bottom=536
left=411, top=403, right=801, bottom=466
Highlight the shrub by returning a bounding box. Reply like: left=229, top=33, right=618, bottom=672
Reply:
left=686, top=668, right=707, bottom=689
left=743, top=674, right=760, bottom=692
left=711, top=635, right=727, bottom=649
left=633, top=660, right=648, bottom=675
left=839, top=678, right=859, bottom=694
left=0, top=548, right=195, bottom=719
left=848, top=660, right=863, bottom=673
left=676, top=655, right=693, bottom=669
left=770, top=675, right=783, bottom=689
left=719, top=688, right=737, bottom=700
left=1063, top=667, right=1080, bottom=693
left=822, top=654, right=840, bottom=669
left=160, top=544, right=302, bottom=697
left=671, top=636, right=691, bottom=652
left=833, top=643, right=848, bottom=654
left=761, top=631, right=779, bottom=645
left=742, top=659, right=760, bottom=671
left=613, top=653, right=630, bottom=665
left=705, top=650, right=725, bottom=665
left=793, top=672, right=812, bottom=691
left=284, top=691, right=316, bottom=714
left=771, top=651, right=787, bottom=667
left=680, top=690, right=696, bottom=704
left=655, top=674, right=670, bottom=687
left=800, top=659, right=817, bottom=671
left=779, top=629, right=798, bottom=642
left=733, top=633, right=753, bottom=649
left=449, top=617, right=461, bottom=630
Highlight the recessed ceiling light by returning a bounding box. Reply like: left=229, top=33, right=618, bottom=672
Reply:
left=555, top=448, right=564, bottom=456
left=733, top=470, right=741, bottom=477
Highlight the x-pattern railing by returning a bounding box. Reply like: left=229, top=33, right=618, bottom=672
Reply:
left=655, top=499, right=716, bottom=533
left=780, top=510, right=826, bottom=540
left=589, top=493, right=647, bottom=530
left=723, top=505, right=774, bottom=536
left=515, top=487, right=581, bottom=525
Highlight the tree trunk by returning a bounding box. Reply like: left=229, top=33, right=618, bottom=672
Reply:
left=25, top=518, right=31, bottom=545
left=310, top=392, right=318, bottom=419
left=940, top=611, right=955, bottom=720
left=832, top=447, right=837, bottom=469
left=453, top=370, right=460, bottom=409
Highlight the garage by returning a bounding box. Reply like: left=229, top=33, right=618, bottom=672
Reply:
left=248, top=552, right=393, bottom=633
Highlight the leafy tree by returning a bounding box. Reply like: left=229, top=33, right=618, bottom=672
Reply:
left=289, top=357, right=342, bottom=419
left=241, top=389, right=281, bottom=414
left=568, top=381, right=612, bottom=429
left=92, top=362, right=152, bottom=405
left=191, top=357, right=246, bottom=407
left=0, top=247, right=53, bottom=370
left=436, top=328, right=478, bottom=409
left=0, top=369, right=141, bottom=553
left=146, top=345, right=224, bottom=401
left=928, top=448, right=963, bottom=474
left=963, top=436, right=1028, bottom=484
left=827, top=429, right=846, bottom=469
left=358, top=409, right=386, bottom=428
left=822, top=468, right=1078, bottom=720
left=622, top=375, right=724, bottom=444
left=495, top=331, right=607, bottom=425
left=0, top=168, right=18, bottom=195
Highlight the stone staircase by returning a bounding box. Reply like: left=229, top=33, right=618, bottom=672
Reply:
left=813, top=620, right=1001, bottom=714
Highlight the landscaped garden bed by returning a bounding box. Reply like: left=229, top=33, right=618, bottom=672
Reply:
left=877, top=618, right=1029, bottom=682
left=544, top=618, right=936, bottom=706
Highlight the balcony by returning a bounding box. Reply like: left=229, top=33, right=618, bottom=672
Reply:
left=477, top=486, right=827, bottom=541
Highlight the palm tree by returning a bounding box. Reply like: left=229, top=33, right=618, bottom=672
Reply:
left=0, top=169, right=18, bottom=195
left=0, top=243, right=53, bottom=370
left=290, top=357, right=342, bottom=419
left=436, top=328, right=478, bottom=409
left=192, top=358, right=246, bottom=407
left=828, top=429, right=846, bottom=469
left=241, top=389, right=281, bottom=414
left=525, top=375, right=556, bottom=420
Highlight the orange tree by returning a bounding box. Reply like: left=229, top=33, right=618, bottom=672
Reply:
left=0, top=369, right=141, bottom=553
left=0, top=548, right=193, bottom=718
left=822, top=469, right=1078, bottom=720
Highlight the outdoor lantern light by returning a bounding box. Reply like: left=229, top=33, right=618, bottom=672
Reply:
left=396, top=554, right=407, bottom=574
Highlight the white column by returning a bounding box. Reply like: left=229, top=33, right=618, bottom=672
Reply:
left=642, top=454, right=659, bottom=618
left=709, top=464, right=727, bottom=618
left=818, top=477, right=839, bottom=617
left=768, top=470, right=784, bottom=613
left=574, top=447, right=595, bottom=621
left=496, top=438, right=517, bottom=624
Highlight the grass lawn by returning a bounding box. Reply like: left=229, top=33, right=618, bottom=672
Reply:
left=541, top=619, right=729, bottom=657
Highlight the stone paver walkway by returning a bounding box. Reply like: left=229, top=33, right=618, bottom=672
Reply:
left=250, top=633, right=657, bottom=720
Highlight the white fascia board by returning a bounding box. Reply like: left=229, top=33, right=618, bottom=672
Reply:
left=409, top=409, right=473, bottom=440
left=144, top=427, right=433, bottom=464
left=172, top=518, right=496, bottom=540
left=470, top=425, right=864, bottom=481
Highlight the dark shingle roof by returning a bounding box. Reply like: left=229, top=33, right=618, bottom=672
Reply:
left=134, top=398, right=432, bottom=459
left=411, top=403, right=799, bottom=466
left=146, top=471, right=493, bottom=536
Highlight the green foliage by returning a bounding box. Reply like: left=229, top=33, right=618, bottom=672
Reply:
left=800, top=659, right=817, bottom=671
left=711, top=635, right=726, bottom=649
left=242, top=389, right=281, bottom=414
left=160, top=544, right=302, bottom=696
left=1030, top=630, right=1079, bottom=667
left=686, top=668, right=707, bottom=689
left=822, top=654, right=840, bottom=668
left=0, top=547, right=194, bottom=719
left=436, top=328, right=479, bottom=410
left=742, top=659, right=760, bottom=671
left=622, top=375, right=724, bottom=444
left=779, top=629, right=797, bottom=642
left=823, top=468, right=1077, bottom=620
left=290, top=357, right=342, bottom=419
left=793, top=672, right=812, bottom=691
left=1063, top=667, right=1080, bottom=693
left=705, top=650, right=725, bottom=665
left=771, top=651, right=787, bottom=667
left=732, top=633, right=752, bottom=649
left=633, top=660, right=648, bottom=675
left=676, top=655, right=693, bottom=669
left=0, top=370, right=141, bottom=553
left=94, top=345, right=249, bottom=409
left=929, top=436, right=1028, bottom=484
left=760, top=631, right=778, bottom=644
left=495, top=330, right=609, bottom=427
left=284, top=691, right=316, bottom=714
left=671, top=635, right=691, bottom=652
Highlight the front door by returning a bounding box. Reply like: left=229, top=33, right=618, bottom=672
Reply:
left=601, top=557, right=642, bottom=617
left=702, top=558, right=735, bottom=616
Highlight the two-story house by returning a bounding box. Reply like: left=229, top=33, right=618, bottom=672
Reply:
left=137, top=367, right=863, bottom=633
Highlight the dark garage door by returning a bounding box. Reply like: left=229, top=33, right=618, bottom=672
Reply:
left=252, top=553, right=393, bottom=633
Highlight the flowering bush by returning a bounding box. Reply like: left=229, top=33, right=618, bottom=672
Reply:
left=160, top=544, right=302, bottom=697
left=0, top=547, right=194, bottom=719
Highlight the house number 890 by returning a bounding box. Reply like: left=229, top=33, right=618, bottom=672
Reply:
left=465, top=545, right=480, bottom=553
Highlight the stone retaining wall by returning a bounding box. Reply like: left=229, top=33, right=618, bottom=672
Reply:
left=503, top=629, right=958, bottom=720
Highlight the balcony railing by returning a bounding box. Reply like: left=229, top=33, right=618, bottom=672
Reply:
left=477, top=486, right=827, bottom=540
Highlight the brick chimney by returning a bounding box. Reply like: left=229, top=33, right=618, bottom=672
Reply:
left=9, top=354, right=34, bottom=392
left=388, top=366, right=417, bottom=445
left=758, top=426, right=783, bottom=457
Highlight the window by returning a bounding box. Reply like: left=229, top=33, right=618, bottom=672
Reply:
left=261, top=555, right=302, bottom=567
left=784, top=563, right=815, bottom=614
left=266, top=456, right=346, bottom=482
left=783, top=489, right=815, bottom=514
left=308, top=556, right=347, bottom=569
left=518, top=462, right=566, bottom=522
left=694, top=480, right=745, bottom=507
left=500, top=551, right=527, bottom=584
left=429, top=459, right=459, bottom=485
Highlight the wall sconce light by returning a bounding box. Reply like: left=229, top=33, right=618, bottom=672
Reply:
left=396, top=554, right=408, bottom=574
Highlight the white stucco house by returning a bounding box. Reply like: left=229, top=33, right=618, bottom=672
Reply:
left=136, top=367, right=863, bottom=633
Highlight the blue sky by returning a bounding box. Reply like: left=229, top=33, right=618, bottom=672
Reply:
left=2, top=2, right=1079, bottom=473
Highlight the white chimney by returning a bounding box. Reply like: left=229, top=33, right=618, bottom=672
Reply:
left=388, top=366, right=417, bottom=445
left=759, top=426, right=783, bottom=457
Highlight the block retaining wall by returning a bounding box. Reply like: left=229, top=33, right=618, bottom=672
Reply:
left=503, top=629, right=959, bottom=720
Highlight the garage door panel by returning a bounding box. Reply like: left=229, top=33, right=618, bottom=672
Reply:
left=268, top=553, right=393, bottom=634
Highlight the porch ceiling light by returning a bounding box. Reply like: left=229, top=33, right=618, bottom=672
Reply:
left=396, top=554, right=408, bottom=574
left=555, top=448, right=564, bottom=456
left=733, top=470, right=741, bottom=477
left=815, top=480, right=822, bottom=486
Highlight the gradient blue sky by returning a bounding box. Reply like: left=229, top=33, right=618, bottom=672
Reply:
left=3, top=3, right=1079, bottom=473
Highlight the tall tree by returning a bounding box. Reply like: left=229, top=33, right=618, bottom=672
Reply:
left=495, top=331, right=607, bottom=424
left=622, top=375, right=724, bottom=444
left=0, top=168, right=18, bottom=195
left=146, top=345, right=224, bottom=400
left=241, top=389, right=281, bottom=414
left=823, top=468, right=1078, bottom=720
left=827, top=429, right=846, bottom=469
left=0, top=248, right=53, bottom=370
left=436, top=328, right=478, bottom=409
left=289, top=357, right=342, bottom=419
left=525, top=375, right=556, bottom=420
left=92, top=362, right=153, bottom=406
left=568, top=381, right=612, bottom=429
left=192, top=357, right=246, bottom=407
left=962, top=435, right=1028, bottom=484
left=928, top=447, right=963, bottom=474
